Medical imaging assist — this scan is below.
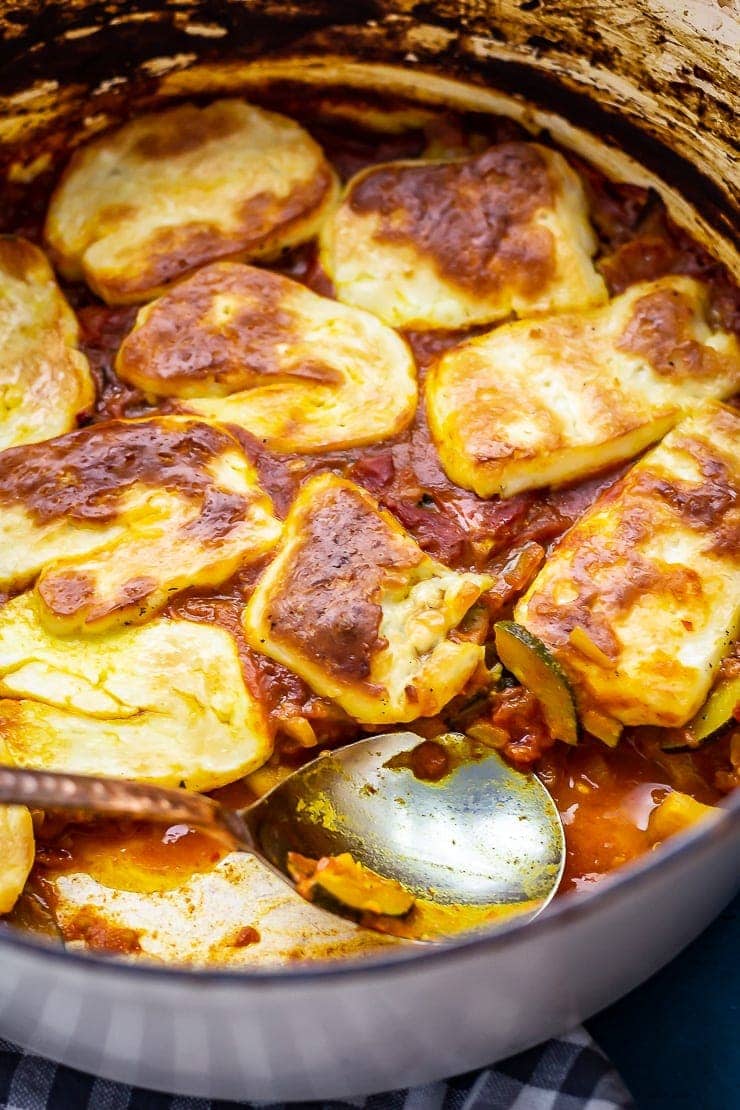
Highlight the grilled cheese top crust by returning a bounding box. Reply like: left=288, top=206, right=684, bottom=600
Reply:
left=0, top=416, right=281, bottom=634
left=320, top=142, right=606, bottom=329
left=0, top=592, right=272, bottom=790
left=427, top=276, right=740, bottom=497
left=115, top=262, right=417, bottom=452
left=516, top=402, right=740, bottom=728
left=0, top=238, right=94, bottom=451
left=243, top=473, right=491, bottom=724
left=45, top=100, right=339, bottom=304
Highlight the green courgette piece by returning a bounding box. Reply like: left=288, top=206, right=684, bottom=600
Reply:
left=494, top=621, right=579, bottom=745
left=581, top=708, right=623, bottom=748
left=661, top=673, right=740, bottom=751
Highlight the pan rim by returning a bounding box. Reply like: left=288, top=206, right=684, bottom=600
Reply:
left=1, top=789, right=737, bottom=986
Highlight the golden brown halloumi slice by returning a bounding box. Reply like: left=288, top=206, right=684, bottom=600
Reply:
left=0, top=592, right=272, bottom=790
left=45, top=99, right=339, bottom=304
left=516, top=402, right=740, bottom=731
left=0, top=237, right=93, bottom=451
left=427, top=276, right=740, bottom=497
left=0, top=804, right=34, bottom=915
left=243, top=473, right=492, bottom=724
left=115, top=262, right=417, bottom=452
left=0, top=415, right=280, bottom=634
left=319, top=142, right=606, bottom=329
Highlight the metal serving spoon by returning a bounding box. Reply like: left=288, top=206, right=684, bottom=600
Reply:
left=0, top=731, right=564, bottom=941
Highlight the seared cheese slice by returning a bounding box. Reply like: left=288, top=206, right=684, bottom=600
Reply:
left=0, top=238, right=93, bottom=451
left=0, top=805, right=34, bottom=915
left=45, top=100, right=338, bottom=304
left=427, top=277, right=740, bottom=497
left=0, top=416, right=280, bottom=634
left=319, top=142, right=606, bottom=329
left=115, top=262, right=417, bottom=452
left=516, top=402, right=740, bottom=729
left=243, top=473, right=491, bottom=724
left=0, top=592, right=272, bottom=790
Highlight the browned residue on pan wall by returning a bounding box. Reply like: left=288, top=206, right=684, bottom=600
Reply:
left=0, top=2, right=736, bottom=258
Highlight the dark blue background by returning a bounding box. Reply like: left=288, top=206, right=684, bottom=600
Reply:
left=587, top=893, right=739, bottom=1109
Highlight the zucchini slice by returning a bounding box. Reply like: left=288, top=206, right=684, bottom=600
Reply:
left=581, top=708, right=623, bottom=748
left=662, top=672, right=740, bottom=750
left=494, top=621, right=579, bottom=744
left=288, top=851, right=414, bottom=917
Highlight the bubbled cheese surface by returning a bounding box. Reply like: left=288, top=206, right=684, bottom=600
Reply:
left=0, top=415, right=281, bottom=634
left=320, top=143, right=606, bottom=329
left=427, top=276, right=740, bottom=496
left=0, top=592, right=272, bottom=790
left=243, top=473, right=491, bottom=724
left=516, top=402, right=740, bottom=729
left=45, top=99, right=339, bottom=304
left=0, top=238, right=93, bottom=451
left=115, top=262, right=417, bottom=452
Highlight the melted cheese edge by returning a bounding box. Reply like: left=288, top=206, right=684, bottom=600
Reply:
left=116, top=262, right=418, bottom=452
left=427, top=277, right=740, bottom=497
left=0, top=805, right=34, bottom=915
left=0, top=416, right=281, bottom=634
left=0, top=592, right=272, bottom=790
left=45, top=99, right=339, bottom=304
left=319, top=143, right=606, bottom=329
left=516, top=402, right=740, bottom=728
left=244, top=473, right=491, bottom=724
left=0, top=238, right=93, bottom=451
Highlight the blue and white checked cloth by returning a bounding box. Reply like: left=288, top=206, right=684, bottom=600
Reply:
left=0, top=1028, right=633, bottom=1109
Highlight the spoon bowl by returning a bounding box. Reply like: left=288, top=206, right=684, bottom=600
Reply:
left=0, top=731, right=564, bottom=941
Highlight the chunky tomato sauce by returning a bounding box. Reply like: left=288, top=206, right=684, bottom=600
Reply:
left=3, top=86, right=738, bottom=929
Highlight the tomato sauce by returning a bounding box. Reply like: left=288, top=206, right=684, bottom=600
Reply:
left=3, top=87, right=738, bottom=924
left=537, top=732, right=732, bottom=892
left=34, top=820, right=228, bottom=895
